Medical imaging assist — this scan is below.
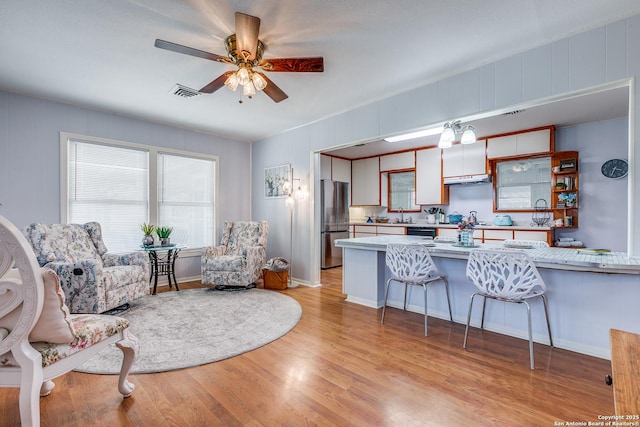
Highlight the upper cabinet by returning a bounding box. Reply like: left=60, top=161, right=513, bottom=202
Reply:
left=415, top=147, right=448, bottom=205
left=351, top=157, right=381, bottom=206
left=442, top=139, right=487, bottom=177
left=321, top=155, right=352, bottom=183
left=332, top=157, right=351, bottom=183
left=487, top=127, right=554, bottom=159
left=380, top=151, right=415, bottom=171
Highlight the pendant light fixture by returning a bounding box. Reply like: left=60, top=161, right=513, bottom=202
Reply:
left=460, top=125, right=477, bottom=145
left=438, top=121, right=477, bottom=148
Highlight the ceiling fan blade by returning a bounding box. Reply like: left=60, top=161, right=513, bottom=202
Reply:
left=258, top=73, right=288, bottom=103
left=155, top=39, right=230, bottom=64
left=235, top=12, right=261, bottom=61
left=259, top=57, right=324, bottom=72
left=199, top=72, right=233, bottom=93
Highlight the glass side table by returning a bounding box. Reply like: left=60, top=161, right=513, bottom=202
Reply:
left=138, top=244, right=187, bottom=295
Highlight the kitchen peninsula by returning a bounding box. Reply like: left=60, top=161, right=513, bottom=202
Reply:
left=335, top=235, right=640, bottom=359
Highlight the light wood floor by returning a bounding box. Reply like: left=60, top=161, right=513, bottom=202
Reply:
left=1, top=268, right=614, bottom=426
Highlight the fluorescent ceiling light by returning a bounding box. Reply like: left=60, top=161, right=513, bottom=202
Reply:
left=384, top=127, right=443, bottom=143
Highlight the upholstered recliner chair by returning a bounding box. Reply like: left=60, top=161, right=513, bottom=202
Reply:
left=202, top=221, right=269, bottom=289
left=22, top=222, right=149, bottom=313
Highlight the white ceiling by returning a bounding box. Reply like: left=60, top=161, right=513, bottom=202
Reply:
left=0, top=0, right=639, bottom=143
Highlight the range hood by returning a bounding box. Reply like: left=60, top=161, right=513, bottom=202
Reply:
left=443, top=174, right=491, bottom=185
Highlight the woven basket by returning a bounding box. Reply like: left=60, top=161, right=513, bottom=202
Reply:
left=262, top=269, right=288, bottom=290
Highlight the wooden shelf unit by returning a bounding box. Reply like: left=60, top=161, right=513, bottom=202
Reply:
left=551, top=151, right=579, bottom=229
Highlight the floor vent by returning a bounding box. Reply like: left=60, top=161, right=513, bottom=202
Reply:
left=170, top=84, right=201, bottom=98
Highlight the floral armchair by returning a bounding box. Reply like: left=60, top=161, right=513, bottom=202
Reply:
left=0, top=214, right=138, bottom=426
left=22, top=222, right=149, bottom=313
left=202, top=221, right=269, bottom=288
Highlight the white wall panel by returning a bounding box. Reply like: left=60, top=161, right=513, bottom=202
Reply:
left=308, top=118, right=336, bottom=152
left=551, top=38, right=570, bottom=95
left=437, top=79, right=452, bottom=120
left=347, top=103, right=379, bottom=143
left=522, top=45, right=552, bottom=101
left=629, top=15, right=640, bottom=75
left=494, top=54, right=523, bottom=108
left=479, top=63, right=496, bottom=113
left=449, top=69, right=481, bottom=119
left=606, top=20, right=628, bottom=81
left=379, top=88, right=428, bottom=136
left=568, top=26, right=606, bottom=91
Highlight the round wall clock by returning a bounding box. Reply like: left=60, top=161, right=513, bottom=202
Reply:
left=600, top=158, right=628, bottom=179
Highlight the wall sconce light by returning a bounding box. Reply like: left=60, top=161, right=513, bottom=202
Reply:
left=438, top=121, right=477, bottom=148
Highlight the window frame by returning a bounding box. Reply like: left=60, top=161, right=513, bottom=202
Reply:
left=491, top=155, right=552, bottom=212
left=60, top=132, right=219, bottom=256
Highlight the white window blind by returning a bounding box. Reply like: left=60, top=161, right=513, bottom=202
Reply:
left=67, top=140, right=149, bottom=252
left=157, top=153, right=215, bottom=248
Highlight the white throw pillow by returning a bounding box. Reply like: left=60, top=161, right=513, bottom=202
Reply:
left=0, top=267, right=76, bottom=344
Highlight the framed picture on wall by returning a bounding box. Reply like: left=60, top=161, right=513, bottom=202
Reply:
left=264, top=164, right=291, bottom=198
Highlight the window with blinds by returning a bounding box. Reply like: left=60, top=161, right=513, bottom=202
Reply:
left=64, top=136, right=216, bottom=252
left=157, top=153, right=215, bottom=249
left=67, top=140, right=149, bottom=252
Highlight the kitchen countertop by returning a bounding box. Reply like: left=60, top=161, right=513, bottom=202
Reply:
left=335, top=235, right=640, bottom=274
left=349, top=222, right=551, bottom=231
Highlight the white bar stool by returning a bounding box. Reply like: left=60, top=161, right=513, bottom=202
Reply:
left=463, top=248, right=553, bottom=369
left=382, top=243, right=453, bottom=336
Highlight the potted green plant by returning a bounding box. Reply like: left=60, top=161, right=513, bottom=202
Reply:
left=156, top=226, right=173, bottom=246
left=555, top=182, right=567, bottom=190
left=141, top=223, right=156, bottom=246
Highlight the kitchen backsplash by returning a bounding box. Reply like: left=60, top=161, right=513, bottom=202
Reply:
left=350, top=182, right=538, bottom=225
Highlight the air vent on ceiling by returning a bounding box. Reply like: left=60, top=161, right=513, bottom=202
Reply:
left=170, top=84, right=201, bottom=98
left=503, top=109, right=525, bottom=116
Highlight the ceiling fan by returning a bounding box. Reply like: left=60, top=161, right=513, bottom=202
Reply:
left=155, top=12, right=324, bottom=103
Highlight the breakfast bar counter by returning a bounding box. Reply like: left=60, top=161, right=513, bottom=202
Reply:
left=334, top=235, right=640, bottom=359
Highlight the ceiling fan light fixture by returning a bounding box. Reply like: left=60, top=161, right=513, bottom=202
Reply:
left=237, top=67, right=250, bottom=86
left=224, top=73, right=239, bottom=91
left=252, top=72, right=267, bottom=91
left=460, top=125, right=477, bottom=145
left=243, top=80, right=256, bottom=96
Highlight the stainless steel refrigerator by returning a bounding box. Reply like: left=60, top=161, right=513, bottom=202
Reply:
left=321, top=180, right=350, bottom=269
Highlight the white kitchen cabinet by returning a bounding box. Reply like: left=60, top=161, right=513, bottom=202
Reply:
left=437, top=228, right=481, bottom=239
left=437, top=228, right=458, bottom=238
left=376, top=225, right=406, bottom=235
left=351, top=157, right=381, bottom=206
left=353, top=225, right=377, bottom=238
left=415, top=147, right=448, bottom=205
left=352, top=224, right=406, bottom=236
left=487, top=128, right=552, bottom=159
left=514, top=230, right=550, bottom=243
left=442, top=140, right=487, bottom=177
left=320, top=155, right=332, bottom=180
left=483, top=229, right=514, bottom=241
left=332, top=157, right=351, bottom=183
left=321, top=155, right=351, bottom=183
left=380, top=152, right=415, bottom=171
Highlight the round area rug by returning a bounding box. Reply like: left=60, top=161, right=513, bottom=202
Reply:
left=75, top=288, right=301, bottom=374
